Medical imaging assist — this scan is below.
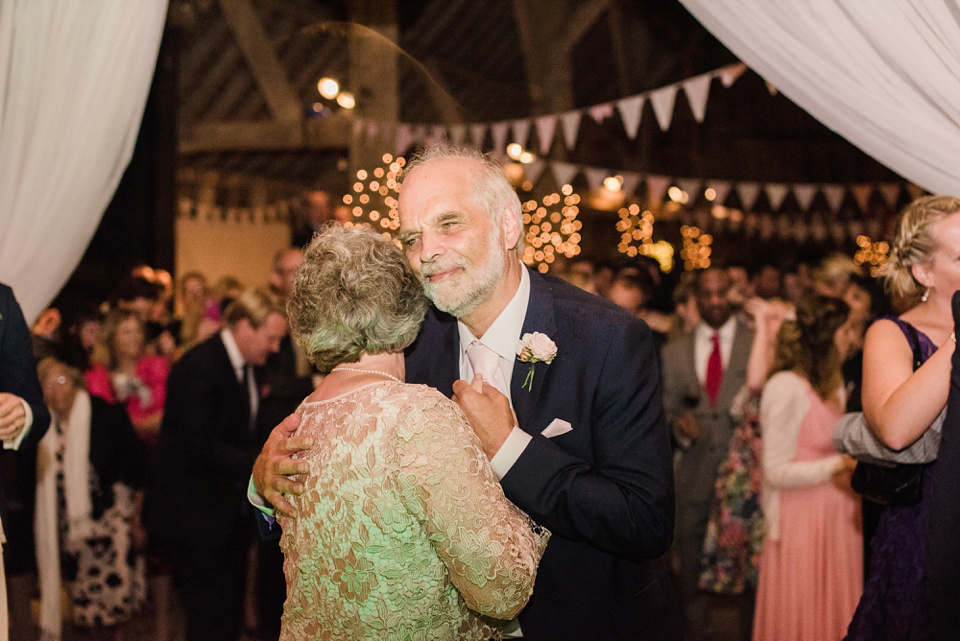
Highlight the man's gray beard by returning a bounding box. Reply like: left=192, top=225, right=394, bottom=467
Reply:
left=422, top=248, right=506, bottom=319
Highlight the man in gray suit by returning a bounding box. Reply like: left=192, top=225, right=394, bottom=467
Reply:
left=661, top=267, right=754, bottom=641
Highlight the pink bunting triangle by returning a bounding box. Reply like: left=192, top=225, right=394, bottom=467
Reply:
left=617, top=95, right=645, bottom=139
left=535, top=116, right=557, bottom=155
left=649, top=86, right=678, bottom=131
left=560, top=111, right=582, bottom=150
left=683, top=74, right=712, bottom=123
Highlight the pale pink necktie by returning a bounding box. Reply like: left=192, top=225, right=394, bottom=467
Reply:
left=466, top=340, right=508, bottom=395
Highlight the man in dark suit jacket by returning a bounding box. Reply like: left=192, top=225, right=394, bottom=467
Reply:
left=0, top=283, right=50, bottom=641
left=928, top=290, right=960, bottom=640
left=254, top=148, right=680, bottom=640
left=661, top=268, right=754, bottom=641
left=148, top=288, right=286, bottom=641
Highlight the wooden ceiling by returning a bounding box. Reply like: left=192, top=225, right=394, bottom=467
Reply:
left=173, top=0, right=900, bottom=194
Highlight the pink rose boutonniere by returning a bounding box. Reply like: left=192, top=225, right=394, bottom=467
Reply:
left=516, top=332, right=557, bottom=391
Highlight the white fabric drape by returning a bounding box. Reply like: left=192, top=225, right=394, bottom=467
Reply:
left=679, top=0, right=960, bottom=198
left=0, top=0, right=168, bottom=322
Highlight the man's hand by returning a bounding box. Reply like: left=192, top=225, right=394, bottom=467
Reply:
left=252, top=413, right=311, bottom=517
left=452, top=375, right=516, bottom=459
left=0, top=393, right=27, bottom=441
left=675, top=412, right=700, bottom=442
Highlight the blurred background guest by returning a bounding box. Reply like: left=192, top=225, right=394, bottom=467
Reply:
left=35, top=357, right=147, bottom=641
left=753, top=296, right=861, bottom=641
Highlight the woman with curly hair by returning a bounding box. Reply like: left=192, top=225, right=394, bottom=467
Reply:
left=276, top=225, right=549, bottom=640
left=752, top=295, right=862, bottom=641
left=844, top=196, right=960, bottom=641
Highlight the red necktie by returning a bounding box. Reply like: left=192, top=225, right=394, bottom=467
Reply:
left=706, top=332, right=723, bottom=404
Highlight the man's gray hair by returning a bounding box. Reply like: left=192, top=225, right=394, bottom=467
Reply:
left=402, top=144, right=524, bottom=250
left=287, top=225, right=428, bottom=372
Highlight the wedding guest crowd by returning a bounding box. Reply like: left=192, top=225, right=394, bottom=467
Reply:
left=6, top=178, right=960, bottom=641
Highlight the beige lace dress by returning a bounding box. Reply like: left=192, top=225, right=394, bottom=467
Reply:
left=277, top=381, right=549, bottom=640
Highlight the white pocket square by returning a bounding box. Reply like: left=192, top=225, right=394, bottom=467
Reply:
left=541, top=418, right=573, bottom=438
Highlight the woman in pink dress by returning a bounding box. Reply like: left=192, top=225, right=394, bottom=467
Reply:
left=753, top=296, right=863, bottom=641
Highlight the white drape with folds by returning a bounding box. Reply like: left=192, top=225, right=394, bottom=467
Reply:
left=679, top=0, right=960, bottom=198
left=0, top=0, right=168, bottom=322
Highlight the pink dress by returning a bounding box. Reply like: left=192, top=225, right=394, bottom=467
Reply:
left=753, top=377, right=863, bottom=641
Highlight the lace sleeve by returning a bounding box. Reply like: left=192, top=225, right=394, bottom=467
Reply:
left=390, top=390, right=550, bottom=620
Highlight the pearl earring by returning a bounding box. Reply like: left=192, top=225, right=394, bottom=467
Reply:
left=921, top=289, right=930, bottom=303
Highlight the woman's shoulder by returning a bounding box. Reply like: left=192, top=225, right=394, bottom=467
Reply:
left=138, top=354, right=170, bottom=377
left=763, top=370, right=809, bottom=398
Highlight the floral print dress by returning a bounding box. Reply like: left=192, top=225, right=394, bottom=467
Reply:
left=277, top=382, right=550, bottom=641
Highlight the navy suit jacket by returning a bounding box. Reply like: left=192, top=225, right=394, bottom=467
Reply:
left=0, top=284, right=50, bottom=527
left=406, top=269, right=680, bottom=641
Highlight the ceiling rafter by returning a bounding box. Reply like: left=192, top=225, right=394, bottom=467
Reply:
left=219, top=0, right=301, bottom=122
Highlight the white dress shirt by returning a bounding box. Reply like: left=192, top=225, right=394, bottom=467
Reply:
left=457, top=265, right=532, bottom=479
left=693, top=316, right=737, bottom=385
left=221, top=329, right=258, bottom=421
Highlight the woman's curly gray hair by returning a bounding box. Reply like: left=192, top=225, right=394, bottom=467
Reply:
left=287, top=225, right=428, bottom=372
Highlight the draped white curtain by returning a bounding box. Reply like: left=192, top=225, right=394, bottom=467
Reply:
left=0, top=0, right=168, bottom=322
left=679, top=0, right=960, bottom=198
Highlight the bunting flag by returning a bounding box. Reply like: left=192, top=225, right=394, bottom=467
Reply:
left=395, top=124, right=414, bottom=155
left=589, top=103, right=614, bottom=123
left=683, top=74, right=712, bottom=123
left=677, top=178, right=702, bottom=200
left=583, top=167, right=608, bottom=191
left=449, top=124, right=467, bottom=147
left=765, top=183, right=790, bottom=211
left=851, top=184, right=873, bottom=212
left=551, top=161, right=580, bottom=188
left=365, top=120, right=379, bottom=140
left=429, top=125, right=447, bottom=145
left=512, top=119, right=532, bottom=149
left=560, top=111, right=582, bottom=150
left=649, top=85, right=678, bottom=131
left=535, top=115, right=557, bottom=155
left=878, top=183, right=902, bottom=209
left=469, top=123, right=487, bottom=148
left=646, top=175, right=671, bottom=207
left=620, top=171, right=642, bottom=200
left=617, top=95, right=645, bottom=139
left=793, top=184, right=817, bottom=211
left=707, top=180, right=732, bottom=206
left=906, top=183, right=927, bottom=201
left=822, top=185, right=846, bottom=213
left=524, top=159, right=547, bottom=185
left=491, top=121, right=509, bottom=153
left=718, top=62, right=748, bottom=88
left=737, top=182, right=761, bottom=211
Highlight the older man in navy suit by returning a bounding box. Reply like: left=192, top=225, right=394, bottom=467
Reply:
left=254, top=146, right=680, bottom=640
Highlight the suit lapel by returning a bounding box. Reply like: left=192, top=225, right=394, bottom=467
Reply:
left=511, top=270, right=556, bottom=431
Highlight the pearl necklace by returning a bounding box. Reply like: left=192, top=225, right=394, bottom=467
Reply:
left=332, top=366, right=402, bottom=384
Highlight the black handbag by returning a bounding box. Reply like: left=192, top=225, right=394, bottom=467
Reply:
left=850, top=323, right=927, bottom=507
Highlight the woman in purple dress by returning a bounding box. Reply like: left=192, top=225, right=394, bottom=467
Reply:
left=845, top=196, right=960, bottom=640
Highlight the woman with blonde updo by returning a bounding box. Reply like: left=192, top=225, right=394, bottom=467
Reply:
left=844, top=195, right=960, bottom=641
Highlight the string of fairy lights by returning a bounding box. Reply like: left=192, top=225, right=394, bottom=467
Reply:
left=339, top=155, right=891, bottom=275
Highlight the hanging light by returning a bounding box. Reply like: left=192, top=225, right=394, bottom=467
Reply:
left=317, top=77, right=339, bottom=99
left=336, top=91, right=356, bottom=109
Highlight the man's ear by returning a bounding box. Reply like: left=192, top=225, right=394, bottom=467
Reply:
left=501, top=204, right=521, bottom=250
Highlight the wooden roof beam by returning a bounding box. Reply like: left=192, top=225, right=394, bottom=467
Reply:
left=219, top=0, right=302, bottom=123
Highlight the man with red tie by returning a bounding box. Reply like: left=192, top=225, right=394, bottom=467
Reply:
left=660, top=267, right=755, bottom=641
